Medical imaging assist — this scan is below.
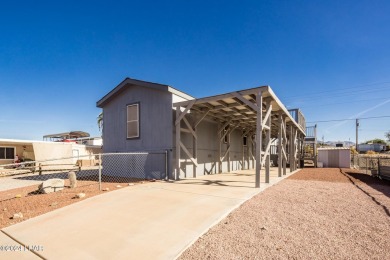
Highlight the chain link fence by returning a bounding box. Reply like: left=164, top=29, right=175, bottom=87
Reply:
left=0, top=154, right=100, bottom=200
left=351, top=154, right=390, bottom=180
left=0, top=151, right=167, bottom=228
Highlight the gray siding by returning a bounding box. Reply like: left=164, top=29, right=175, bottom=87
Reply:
left=103, top=86, right=173, bottom=153
left=173, top=114, right=254, bottom=178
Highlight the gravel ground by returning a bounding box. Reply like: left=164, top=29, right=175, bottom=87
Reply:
left=180, top=168, right=390, bottom=259
left=0, top=175, right=148, bottom=229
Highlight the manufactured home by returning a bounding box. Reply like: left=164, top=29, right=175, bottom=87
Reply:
left=97, top=78, right=306, bottom=187
left=0, top=136, right=101, bottom=168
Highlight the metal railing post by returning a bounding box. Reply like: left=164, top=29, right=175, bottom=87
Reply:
left=98, top=153, right=102, bottom=191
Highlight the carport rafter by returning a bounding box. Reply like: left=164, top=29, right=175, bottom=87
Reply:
left=173, top=85, right=305, bottom=187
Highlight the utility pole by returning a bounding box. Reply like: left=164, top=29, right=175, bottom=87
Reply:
left=356, top=119, right=359, bottom=152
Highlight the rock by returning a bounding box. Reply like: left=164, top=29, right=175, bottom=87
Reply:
left=12, top=212, right=23, bottom=219
left=149, top=179, right=156, bottom=182
left=39, top=179, right=65, bottom=194
left=103, top=188, right=110, bottom=191
left=128, top=183, right=135, bottom=186
left=261, top=226, right=267, bottom=231
left=75, top=193, right=86, bottom=199
left=116, top=185, right=122, bottom=188
left=15, top=194, right=22, bottom=198
left=68, top=171, right=77, bottom=188
left=3, top=208, right=7, bottom=211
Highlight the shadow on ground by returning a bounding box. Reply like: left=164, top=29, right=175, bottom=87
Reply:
left=342, top=169, right=390, bottom=218
left=343, top=171, right=390, bottom=197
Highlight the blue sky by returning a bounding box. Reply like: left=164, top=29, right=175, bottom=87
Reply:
left=1, top=0, right=390, bottom=143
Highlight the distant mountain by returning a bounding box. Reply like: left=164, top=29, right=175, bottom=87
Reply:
left=320, top=141, right=355, bottom=147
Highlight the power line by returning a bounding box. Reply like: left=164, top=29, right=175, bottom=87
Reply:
left=282, top=82, right=390, bottom=101
left=307, top=115, right=390, bottom=124
left=291, top=96, right=390, bottom=109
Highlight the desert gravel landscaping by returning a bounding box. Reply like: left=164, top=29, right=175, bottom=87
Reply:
left=180, top=168, right=390, bottom=259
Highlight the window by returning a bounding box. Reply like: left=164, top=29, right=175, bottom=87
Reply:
left=243, top=136, right=247, bottom=146
left=0, top=147, right=15, bottom=159
left=223, top=126, right=229, bottom=144
left=127, top=103, right=139, bottom=139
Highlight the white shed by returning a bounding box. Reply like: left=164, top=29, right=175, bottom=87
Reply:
left=317, top=148, right=351, bottom=168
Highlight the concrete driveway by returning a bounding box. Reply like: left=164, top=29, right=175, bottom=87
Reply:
left=1, top=168, right=299, bottom=259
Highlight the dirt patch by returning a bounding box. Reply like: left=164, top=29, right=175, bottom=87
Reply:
left=0, top=175, right=148, bottom=229
left=180, top=168, right=390, bottom=259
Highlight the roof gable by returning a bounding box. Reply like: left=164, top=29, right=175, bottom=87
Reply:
left=97, top=78, right=172, bottom=108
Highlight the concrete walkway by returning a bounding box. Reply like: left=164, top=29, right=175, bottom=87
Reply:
left=1, top=168, right=299, bottom=259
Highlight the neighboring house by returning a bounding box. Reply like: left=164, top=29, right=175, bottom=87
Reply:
left=97, top=78, right=306, bottom=184
left=0, top=138, right=101, bottom=168
left=358, top=143, right=386, bottom=153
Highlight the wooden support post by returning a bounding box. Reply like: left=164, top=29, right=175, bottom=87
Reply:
left=278, top=111, right=282, bottom=177
left=289, top=125, right=294, bottom=172
left=265, top=101, right=272, bottom=183
left=298, top=134, right=305, bottom=168
left=255, top=91, right=263, bottom=188
left=248, top=134, right=253, bottom=169
left=227, top=130, right=231, bottom=172
left=283, top=117, right=287, bottom=175
left=293, top=129, right=297, bottom=171
left=242, top=136, right=245, bottom=170
left=175, top=107, right=181, bottom=180
left=193, top=118, right=197, bottom=178
left=218, top=124, right=222, bottom=173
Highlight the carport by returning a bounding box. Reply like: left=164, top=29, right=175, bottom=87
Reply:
left=174, top=86, right=306, bottom=187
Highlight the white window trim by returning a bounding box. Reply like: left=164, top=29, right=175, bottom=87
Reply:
left=0, top=146, right=16, bottom=160
left=127, top=103, right=140, bottom=139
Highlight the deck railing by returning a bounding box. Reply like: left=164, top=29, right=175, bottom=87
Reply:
left=305, top=125, right=317, bottom=138
left=288, top=109, right=306, bottom=132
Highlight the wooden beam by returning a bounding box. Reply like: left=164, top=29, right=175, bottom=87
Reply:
left=175, top=108, right=181, bottom=180
left=175, top=100, right=196, bottom=126
left=242, top=128, right=251, bottom=137
left=278, top=111, right=283, bottom=177
left=183, top=117, right=197, bottom=139
left=180, top=128, right=191, bottom=134
left=281, top=146, right=287, bottom=161
left=218, top=123, right=222, bottom=173
left=179, top=141, right=198, bottom=167
left=221, top=145, right=231, bottom=161
left=217, top=100, right=243, bottom=109
left=289, top=125, right=294, bottom=172
left=262, top=125, right=270, bottom=131
left=232, top=92, right=259, bottom=112
left=255, top=91, right=263, bottom=188
left=261, top=105, right=272, bottom=129
left=194, top=110, right=210, bottom=128
left=265, top=100, right=272, bottom=183
left=283, top=116, right=287, bottom=176
left=193, top=120, right=198, bottom=178
left=218, top=119, right=232, bottom=134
